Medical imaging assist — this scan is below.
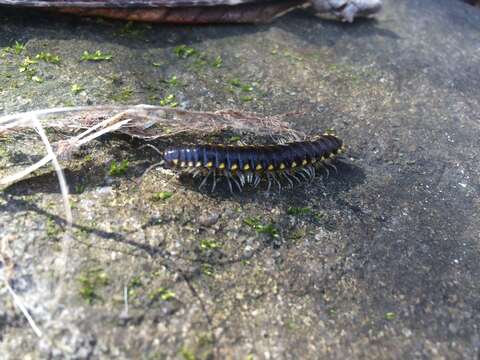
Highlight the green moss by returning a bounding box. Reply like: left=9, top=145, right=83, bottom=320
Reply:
left=240, top=95, right=254, bottom=102
left=74, top=183, right=86, bottom=194
left=241, top=84, right=253, bottom=93
left=243, top=217, right=279, bottom=238
left=211, top=55, right=223, bottom=68
left=282, top=50, right=303, bottom=63
left=159, top=94, right=178, bottom=107
left=46, top=218, right=61, bottom=238
left=287, top=227, right=306, bottom=242
left=227, top=78, right=261, bottom=103
left=3, top=41, right=25, bottom=55
left=18, top=56, right=38, bottom=78
left=199, top=239, right=221, bottom=251
left=148, top=287, right=175, bottom=302
left=35, top=52, right=61, bottom=64
left=174, top=45, right=198, bottom=59
left=110, top=87, right=134, bottom=102
left=81, top=50, right=112, bottom=62
left=163, top=75, right=179, bottom=86
left=385, top=312, right=396, bottom=320
left=202, top=264, right=214, bottom=277
left=127, top=276, right=144, bottom=298
left=190, top=56, right=208, bottom=71
left=328, top=308, right=337, bottom=317
left=152, top=191, right=173, bottom=201
left=71, top=83, right=84, bottom=95
left=229, top=78, right=241, bottom=87
left=109, top=159, right=129, bottom=176
left=78, top=268, right=109, bottom=304
left=287, top=207, right=313, bottom=216
left=180, top=348, right=196, bottom=360
left=285, top=320, right=299, bottom=331
left=228, top=135, right=242, bottom=143
left=31, top=75, right=43, bottom=83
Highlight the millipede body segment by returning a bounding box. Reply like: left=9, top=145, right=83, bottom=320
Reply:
left=162, top=134, right=345, bottom=192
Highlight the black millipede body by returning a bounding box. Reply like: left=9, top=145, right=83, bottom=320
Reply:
left=162, top=134, right=345, bottom=193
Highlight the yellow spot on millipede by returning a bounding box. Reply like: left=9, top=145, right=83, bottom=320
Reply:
left=291, top=161, right=297, bottom=168
left=219, top=163, right=225, bottom=169
left=196, top=161, right=202, bottom=167
left=231, top=164, right=238, bottom=171
left=279, top=163, right=286, bottom=170
left=268, top=164, right=275, bottom=171
left=206, top=161, right=213, bottom=168
left=243, top=164, right=250, bottom=171
left=180, top=161, right=186, bottom=167
left=256, top=164, right=262, bottom=171
left=172, top=159, right=179, bottom=165
left=302, top=159, right=308, bottom=166
left=188, top=161, right=194, bottom=167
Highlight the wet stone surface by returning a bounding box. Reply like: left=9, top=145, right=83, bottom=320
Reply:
left=1, top=0, right=480, bottom=358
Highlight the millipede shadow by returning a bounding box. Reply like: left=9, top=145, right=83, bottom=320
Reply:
left=2, top=161, right=150, bottom=196
left=176, top=160, right=365, bottom=203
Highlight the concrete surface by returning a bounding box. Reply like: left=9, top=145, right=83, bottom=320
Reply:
left=0, top=0, right=479, bottom=358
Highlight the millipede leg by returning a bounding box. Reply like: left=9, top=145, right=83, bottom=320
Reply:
left=318, top=163, right=330, bottom=178
left=271, top=173, right=282, bottom=192
left=211, top=170, right=217, bottom=193
left=139, top=143, right=163, bottom=157
left=266, top=173, right=272, bottom=193
left=253, top=174, right=261, bottom=188
left=296, top=170, right=308, bottom=181
left=231, top=175, right=243, bottom=192
left=282, top=172, right=294, bottom=189
left=327, top=163, right=338, bottom=174
left=199, top=170, right=211, bottom=190
left=192, top=169, right=201, bottom=178
left=237, top=173, right=246, bottom=187
left=290, top=172, right=302, bottom=184
left=302, top=167, right=314, bottom=181
left=225, top=172, right=234, bottom=194
left=140, top=161, right=164, bottom=182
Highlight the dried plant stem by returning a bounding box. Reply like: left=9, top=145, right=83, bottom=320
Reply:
left=0, top=154, right=52, bottom=186
left=32, top=116, right=72, bottom=226
left=4, top=278, right=43, bottom=337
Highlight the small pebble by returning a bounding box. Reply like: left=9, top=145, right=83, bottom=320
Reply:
left=198, top=212, right=220, bottom=226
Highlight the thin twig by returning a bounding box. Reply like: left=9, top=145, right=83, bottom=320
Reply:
left=32, top=116, right=72, bottom=226
left=1, top=235, right=43, bottom=338
left=3, top=277, right=43, bottom=337
left=0, top=154, right=52, bottom=186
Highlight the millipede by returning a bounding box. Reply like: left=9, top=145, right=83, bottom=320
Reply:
left=156, top=133, right=346, bottom=193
